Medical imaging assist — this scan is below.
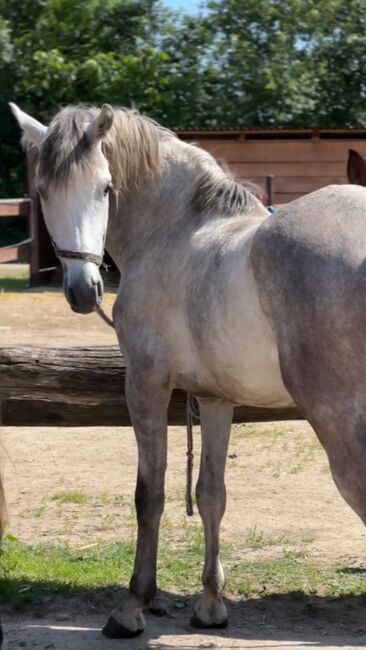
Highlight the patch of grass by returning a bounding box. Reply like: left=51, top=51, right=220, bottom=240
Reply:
left=51, top=491, right=88, bottom=505
left=231, top=423, right=285, bottom=440
left=0, top=276, right=28, bottom=292
left=244, top=526, right=285, bottom=550
left=27, top=505, right=47, bottom=519
left=97, top=514, right=119, bottom=532
left=2, top=534, right=366, bottom=612
left=95, top=492, right=125, bottom=506
left=0, top=538, right=135, bottom=609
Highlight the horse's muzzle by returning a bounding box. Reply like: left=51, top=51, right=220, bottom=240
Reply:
left=65, top=277, right=103, bottom=314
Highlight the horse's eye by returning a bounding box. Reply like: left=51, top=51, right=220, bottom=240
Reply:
left=103, top=183, right=112, bottom=196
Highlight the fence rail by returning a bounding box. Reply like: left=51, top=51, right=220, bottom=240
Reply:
left=0, top=199, right=31, bottom=264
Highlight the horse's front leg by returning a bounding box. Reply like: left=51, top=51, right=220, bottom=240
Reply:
left=103, top=370, right=170, bottom=639
left=192, top=398, right=233, bottom=629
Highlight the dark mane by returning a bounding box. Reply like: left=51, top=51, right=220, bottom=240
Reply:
left=193, top=170, right=257, bottom=217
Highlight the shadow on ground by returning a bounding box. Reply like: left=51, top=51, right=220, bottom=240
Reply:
left=2, top=577, right=366, bottom=648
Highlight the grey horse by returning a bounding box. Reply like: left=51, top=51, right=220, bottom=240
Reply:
left=11, top=102, right=366, bottom=638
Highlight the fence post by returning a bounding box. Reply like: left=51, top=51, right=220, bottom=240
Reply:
left=26, top=148, right=57, bottom=286
left=266, top=175, right=274, bottom=206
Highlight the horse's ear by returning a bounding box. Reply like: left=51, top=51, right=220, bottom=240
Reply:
left=347, top=149, right=366, bottom=186
left=9, top=102, right=47, bottom=149
left=86, top=104, right=114, bottom=143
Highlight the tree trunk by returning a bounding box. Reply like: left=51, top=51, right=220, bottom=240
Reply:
left=0, top=346, right=302, bottom=426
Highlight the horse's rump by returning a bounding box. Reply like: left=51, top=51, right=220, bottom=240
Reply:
left=251, top=184, right=366, bottom=414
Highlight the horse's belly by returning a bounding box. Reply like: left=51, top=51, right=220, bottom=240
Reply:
left=214, top=340, right=294, bottom=408
left=178, top=261, right=295, bottom=408
left=176, top=343, right=293, bottom=408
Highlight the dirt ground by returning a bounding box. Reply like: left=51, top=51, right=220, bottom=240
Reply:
left=2, top=288, right=366, bottom=649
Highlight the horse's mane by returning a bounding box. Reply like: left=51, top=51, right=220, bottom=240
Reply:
left=103, top=109, right=164, bottom=191
left=36, top=104, right=256, bottom=217
left=192, top=169, right=257, bottom=216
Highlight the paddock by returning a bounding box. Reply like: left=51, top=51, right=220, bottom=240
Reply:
left=1, top=287, right=366, bottom=648
left=3, top=127, right=366, bottom=647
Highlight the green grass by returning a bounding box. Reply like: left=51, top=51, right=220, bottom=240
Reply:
left=51, top=491, right=89, bottom=505
left=0, top=267, right=59, bottom=292
left=244, top=526, right=285, bottom=549
left=231, top=423, right=285, bottom=440
left=2, top=528, right=366, bottom=612
left=0, top=276, right=28, bottom=292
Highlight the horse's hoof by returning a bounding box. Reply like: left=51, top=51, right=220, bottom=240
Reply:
left=102, top=616, right=144, bottom=639
left=190, top=613, right=228, bottom=629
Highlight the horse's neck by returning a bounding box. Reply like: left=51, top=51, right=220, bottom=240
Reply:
left=106, top=138, right=268, bottom=267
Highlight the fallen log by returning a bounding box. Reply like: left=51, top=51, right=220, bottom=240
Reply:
left=0, top=346, right=302, bottom=426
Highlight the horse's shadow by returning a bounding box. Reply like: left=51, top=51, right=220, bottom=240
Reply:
left=3, top=576, right=366, bottom=648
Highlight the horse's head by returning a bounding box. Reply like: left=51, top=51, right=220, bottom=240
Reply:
left=10, top=103, right=114, bottom=314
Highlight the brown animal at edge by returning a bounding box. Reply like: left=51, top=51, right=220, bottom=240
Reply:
left=347, top=148, right=366, bottom=187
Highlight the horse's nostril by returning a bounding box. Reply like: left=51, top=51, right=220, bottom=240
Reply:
left=68, top=287, right=77, bottom=307
left=96, top=280, right=103, bottom=301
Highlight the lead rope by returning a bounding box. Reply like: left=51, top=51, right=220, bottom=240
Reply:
left=185, top=393, right=200, bottom=516
left=96, top=306, right=197, bottom=517
left=186, top=395, right=194, bottom=517
left=96, top=306, right=114, bottom=328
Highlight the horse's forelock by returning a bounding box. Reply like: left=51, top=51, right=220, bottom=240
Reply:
left=38, top=106, right=164, bottom=192
left=38, top=106, right=97, bottom=188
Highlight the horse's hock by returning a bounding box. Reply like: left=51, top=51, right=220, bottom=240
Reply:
left=0, top=346, right=301, bottom=426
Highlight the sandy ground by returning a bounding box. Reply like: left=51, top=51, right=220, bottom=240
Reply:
left=2, top=288, right=366, bottom=648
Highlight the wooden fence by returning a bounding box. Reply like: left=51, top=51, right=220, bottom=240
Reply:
left=0, top=199, right=31, bottom=264
left=0, top=346, right=301, bottom=426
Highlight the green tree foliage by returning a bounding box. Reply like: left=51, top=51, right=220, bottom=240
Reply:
left=202, top=0, right=366, bottom=127
left=2, top=0, right=366, bottom=201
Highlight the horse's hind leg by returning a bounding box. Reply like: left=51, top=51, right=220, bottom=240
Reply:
left=103, top=371, right=170, bottom=639
left=192, top=398, right=233, bottom=628
left=317, top=409, right=366, bottom=528
left=281, top=354, right=366, bottom=540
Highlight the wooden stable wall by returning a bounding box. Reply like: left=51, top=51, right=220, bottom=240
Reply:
left=178, top=129, right=366, bottom=204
